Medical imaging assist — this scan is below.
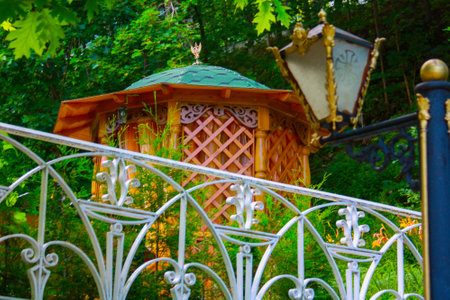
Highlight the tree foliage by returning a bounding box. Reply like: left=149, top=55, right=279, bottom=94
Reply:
left=0, top=0, right=127, bottom=58
left=0, top=0, right=448, bottom=190
left=0, top=1, right=441, bottom=295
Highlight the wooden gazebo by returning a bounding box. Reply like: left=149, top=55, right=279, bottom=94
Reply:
left=54, top=65, right=314, bottom=222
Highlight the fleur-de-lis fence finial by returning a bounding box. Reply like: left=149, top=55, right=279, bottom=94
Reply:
left=96, top=158, right=140, bottom=206
left=165, top=269, right=196, bottom=300
left=226, top=183, right=263, bottom=230
left=336, top=206, right=370, bottom=247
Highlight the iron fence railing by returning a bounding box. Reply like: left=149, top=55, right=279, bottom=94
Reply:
left=0, top=122, right=423, bottom=299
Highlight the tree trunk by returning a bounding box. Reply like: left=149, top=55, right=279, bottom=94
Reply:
left=372, top=0, right=390, bottom=112
left=420, top=0, right=432, bottom=24
left=394, top=24, right=413, bottom=106
left=194, top=5, right=208, bottom=63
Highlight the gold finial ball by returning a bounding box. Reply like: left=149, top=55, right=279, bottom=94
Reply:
left=318, top=9, right=327, bottom=23
left=420, top=59, right=449, bottom=82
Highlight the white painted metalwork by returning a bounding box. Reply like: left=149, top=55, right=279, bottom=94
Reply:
left=0, top=122, right=423, bottom=299
left=226, top=184, right=263, bottom=230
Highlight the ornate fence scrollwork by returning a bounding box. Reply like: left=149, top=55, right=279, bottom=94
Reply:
left=323, top=113, right=420, bottom=191
left=0, top=122, right=423, bottom=299
left=226, top=183, right=263, bottom=230
left=96, top=158, right=140, bottom=206
left=345, top=127, right=418, bottom=190
left=336, top=205, right=370, bottom=248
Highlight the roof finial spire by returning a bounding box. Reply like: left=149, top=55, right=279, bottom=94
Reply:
left=190, top=42, right=202, bottom=65
left=318, top=8, right=327, bottom=23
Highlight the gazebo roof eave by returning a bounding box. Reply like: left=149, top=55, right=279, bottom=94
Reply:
left=54, top=83, right=299, bottom=142
left=59, top=83, right=294, bottom=104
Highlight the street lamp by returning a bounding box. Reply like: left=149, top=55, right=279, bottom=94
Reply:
left=107, top=106, right=129, bottom=134
left=116, top=106, right=129, bottom=126
left=270, top=9, right=384, bottom=132
left=271, top=8, right=450, bottom=299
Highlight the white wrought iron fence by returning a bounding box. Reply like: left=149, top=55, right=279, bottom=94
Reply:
left=0, top=122, right=423, bottom=299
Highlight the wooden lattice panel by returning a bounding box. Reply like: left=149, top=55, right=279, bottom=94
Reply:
left=267, top=127, right=305, bottom=185
left=182, top=109, right=254, bottom=223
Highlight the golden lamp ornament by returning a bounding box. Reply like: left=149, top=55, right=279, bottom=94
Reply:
left=270, top=9, right=385, bottom=132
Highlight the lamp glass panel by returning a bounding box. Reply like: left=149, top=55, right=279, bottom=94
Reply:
left=333, top=38, right=371, bottom=114
left=285, top=39, right=329, bottom=121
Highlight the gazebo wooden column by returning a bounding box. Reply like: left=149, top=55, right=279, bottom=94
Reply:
left=255, top=107, right=269, bottom=180
left=168, top=101, right=181, bottom=149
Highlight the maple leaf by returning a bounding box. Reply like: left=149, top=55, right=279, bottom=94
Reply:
left=104, top=0, right=117, bottom=10
left=0, top=0, right=31, bottom=23
left=1, top=20, right=16, bottom=31
left=51, top=3, right=78, bottom=25
left=85, top=0, right=99, bottom=21
left=234, top=0, right=249, bottom=10
left=253, top=0, right=276, bottom=35
left=36, top=9, right=65, bottom=56
left=273, top=0, right=291, bottom=28
left=6, top=12, right=45, bottom=59
left=5, top=8, right=67, bottom=59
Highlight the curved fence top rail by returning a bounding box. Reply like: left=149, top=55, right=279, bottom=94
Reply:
left=0, top=122, right=421, bottom=218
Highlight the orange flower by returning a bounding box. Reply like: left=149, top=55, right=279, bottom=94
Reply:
left=398, top=215, right=422, bottom=240
left=325, top=233, right=334, bottom=243
left=164, top=185, right=175, bottom=194
left=372, top=224, right=389, bottom=249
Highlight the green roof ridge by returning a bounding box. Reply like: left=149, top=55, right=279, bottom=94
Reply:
left=125, top=65, right=270, bottom=90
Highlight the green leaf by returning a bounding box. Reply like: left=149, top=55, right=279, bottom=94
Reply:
left=234, top=0, right=248, bottom=10
left=6, top=191, right=18, bottom=207
left=2, top=141, right=14, bottom=152
left=84, top=0, right=98, bottom=21
left=252, top=0, right=275, bottom=35
left=51, top=3, right=78, bottom=25
left=0, top=0, right=31, bottom=23
left=35, top=0, right=49, bottom=9
left=273, top=0, right=290, bottom=28
left=1, top=20, right=16, bottom=31
left=131, top=50, right=142, bottom=58
left=105, top=0, right=117, bottom=10
left=36, top=9, right=65, bottom=55
left=6, top=12, right=45, bottom=59
left=5, top=8, right=67, bottom=58
left=13, top=211, right=27, bottom=223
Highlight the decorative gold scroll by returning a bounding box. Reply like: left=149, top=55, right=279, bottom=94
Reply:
left=309, top=132, right=323, bottom=153
left=445, top=99, right=450, bottom=133
left=322, top=18, right=342, bottom=130
left=416, top=92, right=431, bottom=300
left=417, top=93, right=431, bottom=130
left=285, top=23, right=318, bottom=56
left=351, top=38, right=386, bottom=128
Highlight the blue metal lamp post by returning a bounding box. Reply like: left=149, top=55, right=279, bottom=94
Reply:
left=415, top=59, right=450, bottom=299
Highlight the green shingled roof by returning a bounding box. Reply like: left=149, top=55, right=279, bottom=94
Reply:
left=125, top=65, right=270, bottom=90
